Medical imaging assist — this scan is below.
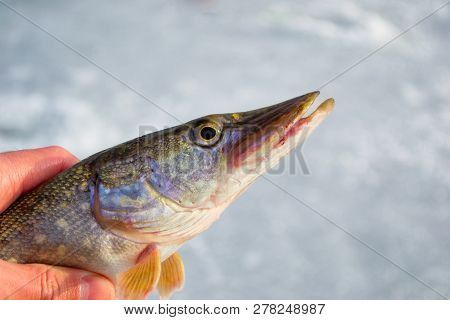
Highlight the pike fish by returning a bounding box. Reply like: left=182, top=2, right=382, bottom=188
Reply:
left=0, top=92, right=334, bottom=299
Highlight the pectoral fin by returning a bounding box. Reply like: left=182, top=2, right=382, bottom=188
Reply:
left=117, top=245, right=161, bottom=300
left=157, top=252, right=185, bottom=299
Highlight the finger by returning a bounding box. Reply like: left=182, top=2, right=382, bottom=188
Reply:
left=0, top=146, right=79, bottom=212
left=0, top=260, right=115, bottom=300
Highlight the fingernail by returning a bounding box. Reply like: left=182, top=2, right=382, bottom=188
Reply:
left=81, top=274, right=115, bottom=300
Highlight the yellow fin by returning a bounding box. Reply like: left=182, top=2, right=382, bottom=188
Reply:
left=117, top=245, right=161, bottom=300
left=157, top=252, right=185, bottom=299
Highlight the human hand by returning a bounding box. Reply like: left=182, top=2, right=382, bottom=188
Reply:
left=0, top=146, right=115, bottom=299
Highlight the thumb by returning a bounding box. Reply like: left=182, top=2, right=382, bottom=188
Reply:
left=0, top=260, right=115, bottom=300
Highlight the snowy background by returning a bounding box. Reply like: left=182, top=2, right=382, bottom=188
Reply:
left=0, top=0, right=449, bottom=299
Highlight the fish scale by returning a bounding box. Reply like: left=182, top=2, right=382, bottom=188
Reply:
left=1, top=161, right=145, bottom=277
left=0, top=92, right=334, bottom=299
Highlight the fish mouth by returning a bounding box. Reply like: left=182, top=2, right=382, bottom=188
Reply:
left=274, top=92, right=335, bottom=147
left=229, top=91, right=335, bottom=169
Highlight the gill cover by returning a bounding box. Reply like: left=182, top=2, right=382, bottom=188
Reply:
left=88, top=127, right=224, bottom=244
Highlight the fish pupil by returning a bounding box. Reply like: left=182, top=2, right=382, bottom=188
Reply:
left=200, top=127, right=216, bottom=140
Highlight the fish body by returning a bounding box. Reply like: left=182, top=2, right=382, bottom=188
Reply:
left=0, top=92, right=334, bottom=299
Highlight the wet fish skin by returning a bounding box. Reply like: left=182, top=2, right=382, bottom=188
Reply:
left=0, top=153, right=146, bottom=278
left=0, top=92, right=334, bottom=298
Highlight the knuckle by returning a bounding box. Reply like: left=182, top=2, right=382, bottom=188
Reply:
left=39, top=268, right=61, bottom=300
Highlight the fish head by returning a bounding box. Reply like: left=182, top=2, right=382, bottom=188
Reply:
left=141, top=91, right=334, bottom=214
left=92, top=92, right=334, bottom=244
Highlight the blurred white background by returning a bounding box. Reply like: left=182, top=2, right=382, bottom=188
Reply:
left=0, top=0, right=449, bottom=299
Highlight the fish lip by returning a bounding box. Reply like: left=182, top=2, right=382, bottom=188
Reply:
left=278, top=96, right=335, bottom=144
left=278, top=91, right=320, bottom=132
left=228, top=92, right=334, bottom=168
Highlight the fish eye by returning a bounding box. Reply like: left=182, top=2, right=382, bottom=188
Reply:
left=192, top=121, right=222, bottom=146
left=200, top=126, right=217, bottom=140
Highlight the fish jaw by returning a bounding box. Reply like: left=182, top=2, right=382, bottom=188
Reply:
left=227, top=92, right=334, bottom=172
left=213, top=93, right=335, bottom=202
